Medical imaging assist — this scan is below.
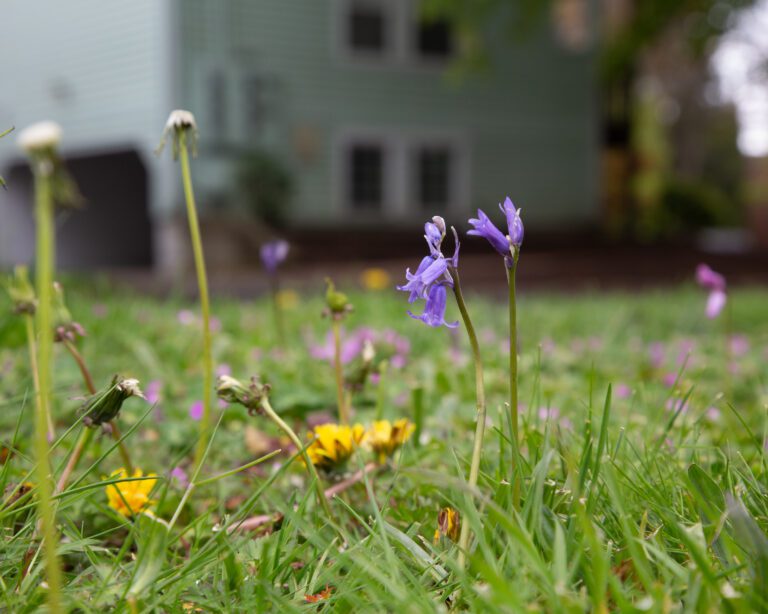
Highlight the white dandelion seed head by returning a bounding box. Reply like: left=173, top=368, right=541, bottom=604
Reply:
left=17, top=121, right=62, bottom=152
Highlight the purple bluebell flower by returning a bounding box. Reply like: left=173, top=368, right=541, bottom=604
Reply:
left=408, top=282, right=458, bottom=328
left=468, top=209, right=508, bottom=256
left=398, top=218, right=460, bottom=328
left=260, top=240, right=289, bottom=274
left=501, top=197, right=524, bottom=247
left=705, top=289, right=727, bottom=319
left=696, top=263, right=725, bottom=292
left=467, top=196, right=523, bottom=266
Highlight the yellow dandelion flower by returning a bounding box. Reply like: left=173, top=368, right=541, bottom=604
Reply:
left=433, top=507, right=460, bottom=544
left=276, top=289, right=299, bottom=310
left=105, top=468, right=158, bottom=517
left=360, top=268, right=391, bottom=291
left=365, top=418, right=415, bottom=464
left=306, top=423, right=365, bottom=472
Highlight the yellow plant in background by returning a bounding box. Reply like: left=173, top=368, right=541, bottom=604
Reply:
left=433, top=507, right=460, bottom=543
left=360, top=268, right=391, bottom=291
left=105, top=468, right=158, bottom=517
left=306, top=423, right=365, bottom=472
left=365, top=419, right=415, bottom=463
left=276, top=289, right=299, bottom=310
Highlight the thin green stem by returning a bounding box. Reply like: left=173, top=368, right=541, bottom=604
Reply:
left=33, top=165, right=63, bottom=612
left=179, top=134, right=213, bottom=471
left=449, top=267, right=486, bottom=571
left=506, top=258, right=522, bottom=510
left=24, top=315, right=53, bottom=441
left=259, top=398, right=335, bottom=521
left=269, top=275, right=286, bottom=345
left=332, top=319, right=348, bottom=424
left=55, top=427, right=94, bottom=494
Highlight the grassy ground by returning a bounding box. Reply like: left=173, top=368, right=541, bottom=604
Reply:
left=1, top=280, right=767, bottom=612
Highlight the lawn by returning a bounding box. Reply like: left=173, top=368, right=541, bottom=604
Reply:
left=2, top=277, right=767, bottom=612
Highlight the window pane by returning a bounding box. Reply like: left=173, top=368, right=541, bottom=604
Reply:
left=349, top=144, right=384, bottom=209
left=349, top=6, right=386, bottom=52
left=416, top=19, right=453, bottom=58
left=418, top=147, right=451, bottom=208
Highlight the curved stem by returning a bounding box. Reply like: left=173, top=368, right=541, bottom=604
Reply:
left=259, top=398, right=335, bottom=521
left=55, top=427, right=94, bottom=494
left=33, top=166, right=63, bottom=612
left=332, top=319, right=348, bottom=424
left=179, top=135, right=214, bottom=471
left=449, top=267, right=486, bottom=571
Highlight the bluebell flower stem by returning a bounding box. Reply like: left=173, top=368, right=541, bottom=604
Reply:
left=449, top=267, right=486, bottom=571
left=32, top=164, right=63, bottom=613
left=178, top=133, right=214, bottom=471
left=332, top=319, right=349, bottom=424
left=506, top=258, right=522, bottom=510
left=269, top=275, right=286, bottom=344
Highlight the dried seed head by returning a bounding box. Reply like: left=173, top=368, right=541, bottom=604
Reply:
left=157, top=109, right=198, bottom=158
left=17, top=121, right=62, bottom=153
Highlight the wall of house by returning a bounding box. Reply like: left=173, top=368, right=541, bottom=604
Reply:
left=178, top=0, right=599, bottom=231
left=0, top=0, right=177, bottom=268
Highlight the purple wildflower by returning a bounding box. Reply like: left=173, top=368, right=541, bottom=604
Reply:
left=408, top=282, right=458, bottom=328
left=730, top=335, right=750, bottom=356
left=177, top=309, right=195, bottom=326
left=260, top=240, right=289, bottom=274
left=189, top=400, right=203, bottom=421
left=170, top=467, right=189, bottom=488
left=398, top=217, right=459, bottom=328
left=696, top=264, right=727, bottom=319
left=467, top=196, right=524, bottom=266
left=145, top=380, right=162, bottom=405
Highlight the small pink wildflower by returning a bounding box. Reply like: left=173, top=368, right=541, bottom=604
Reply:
left=189, top=400, right=204, bottom=420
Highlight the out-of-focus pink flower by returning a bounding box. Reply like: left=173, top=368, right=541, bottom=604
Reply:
left=178, top=310, right=195, bottom=326
left=216, top=364, right=232, bottom=377
left=666, top=397, right=689, bottom=414
left=210, top=317, right=222, bottom=333
left=696, top=264, right=726, bottom=291
left=615, top=383, right=631, bottom=399
left=538, top=407, right=572, bottom=430
left=729, top=335, right=750, bottom=357
left=370, top=373, right=381, bottom=385
left=705, top=290, right=727, bottom=319
left=706, top=407, right=721, bottom=421
left=662, top=373, right=677, bottom=388
left=189, top=400, right=203, bottom=421
left=145, top=380, right=162, bottom=405
left=649, top=342, right=665, bottom=369
left=170, top=467, right=189, bottom=488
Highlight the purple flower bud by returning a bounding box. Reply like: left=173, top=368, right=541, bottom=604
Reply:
left=424, top=222, right=443, bottom=256
left=468, top=209, right=508, bottom=256
left=407, top=282, right=458, bottom=328
left=500, top=197, right=524, bottom=247
left=260, top=240, right=289, bottom=274
left=696, top=263, right=725, bottom=292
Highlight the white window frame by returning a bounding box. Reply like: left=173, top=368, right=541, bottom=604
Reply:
left=334, top=127, right=470, bottom=219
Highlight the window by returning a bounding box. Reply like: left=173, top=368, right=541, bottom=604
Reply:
left=347, top=3, right=389, bottom=54
left=415, top=146, right=452, bottom=209
left=415, top=17, right=454, bottom=59
left=349, top=144, right=385, bottom=209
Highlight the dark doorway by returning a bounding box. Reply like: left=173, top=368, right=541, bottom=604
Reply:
left=5, top=149, right=152, bottom=268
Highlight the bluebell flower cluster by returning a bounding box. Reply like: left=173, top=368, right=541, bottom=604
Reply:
left=397, top=217, right=459, bottom=328
left=467, top=197, right=523, bottom=267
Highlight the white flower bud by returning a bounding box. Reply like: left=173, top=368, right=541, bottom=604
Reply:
left=362, top=339, right=375, bottom=364
left=117, top=378, right=144, bottom=399
left=165, top=109, right=197, bottom=131
left=17, top=121, right=62, bottom=153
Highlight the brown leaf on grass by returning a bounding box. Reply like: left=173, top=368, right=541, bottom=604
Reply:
left=305, top=585, right=333, bottom=603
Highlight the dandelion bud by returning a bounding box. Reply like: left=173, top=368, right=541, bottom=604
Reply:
left=216, top=374, right=270, bottom=415
left=79, top=374, right=145, bottom=427
left=6, top=265, right=36, bottom=315
left=362, top=339, right=375, bottom=365
left=157, top=109, right=198, bottom=159
left=17, top=121, right=62, bottom=154
left=52, top=281, right=86, bottom=342
left=324, top=278, right=352, bottom=318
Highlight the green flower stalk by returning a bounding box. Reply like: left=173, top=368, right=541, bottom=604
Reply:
left=324, top=278, right=353, bottom=424
left=216, top=375, right=334, bottom=520
left=397, top=218, right=486, bottom=570
left=18, top=120, right=64, bottom=613
left=158, top=110, right=213, bottom=471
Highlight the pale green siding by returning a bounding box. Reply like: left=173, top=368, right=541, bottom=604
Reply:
left=179, top=0, right=599, bottom=228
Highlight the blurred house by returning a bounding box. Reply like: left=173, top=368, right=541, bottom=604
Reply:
left=0, top=0, right=599, bottom=271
